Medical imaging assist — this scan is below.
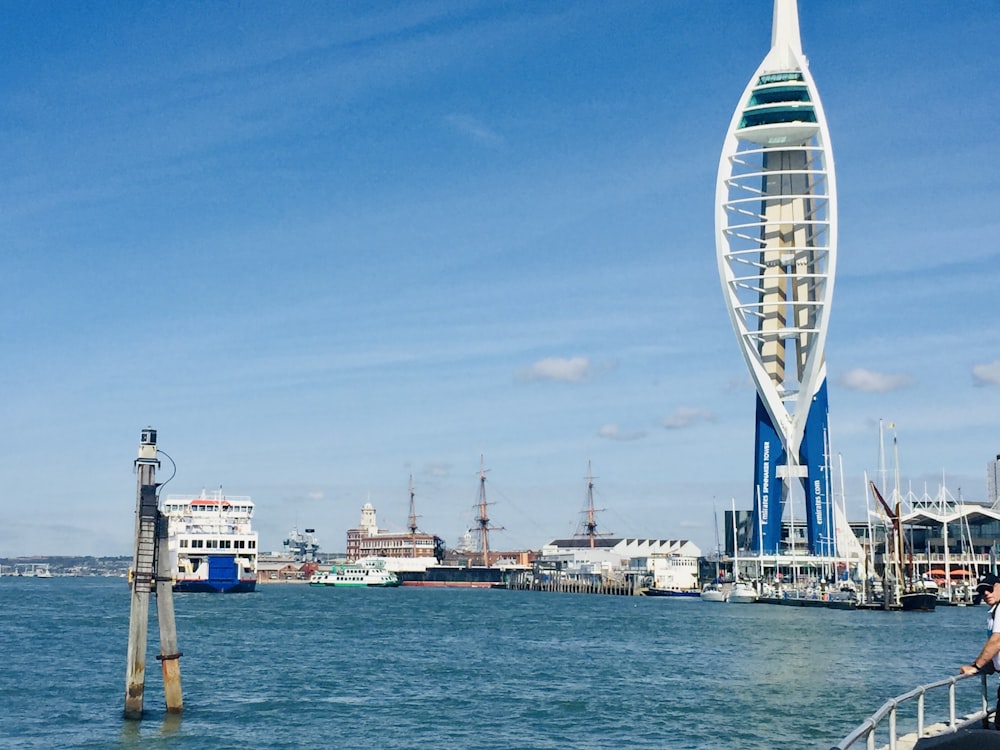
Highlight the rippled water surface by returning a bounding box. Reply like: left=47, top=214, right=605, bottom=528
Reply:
left=0, top=577, right=986, bottom=749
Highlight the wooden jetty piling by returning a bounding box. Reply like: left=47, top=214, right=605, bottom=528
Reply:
left=155, top=513, right=183, bottom=712
left=124, top=428, right=182, bottom=720
left=506, top=567, right=642, bottom=596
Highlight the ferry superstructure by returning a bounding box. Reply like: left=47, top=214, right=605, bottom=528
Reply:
left=162, top=490, right=258, bottom=593
left=715, top=0, right=837, bottom=556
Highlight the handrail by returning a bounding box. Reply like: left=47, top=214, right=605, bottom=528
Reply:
left=831, top=673, right=989, bottom=750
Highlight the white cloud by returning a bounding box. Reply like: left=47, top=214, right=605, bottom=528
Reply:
left=516, top=356, right=593, bottom=383
left=661, top=407, right=715, bottom=430
left=282, top=490, right=325, bottom=505
left=597, top=423, right=647, bottom=442
left=423, top=462, right=451, bottom=478
left=444, top=113, right=504, bottom=147
left=839, top=368, right=912, bottom=393
left=972, top=361, right=1000, bottom=387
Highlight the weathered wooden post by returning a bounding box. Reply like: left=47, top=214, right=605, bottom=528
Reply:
left=123, top=427, right=182, bottom=719
left=155, top=510, right=183, bottom=713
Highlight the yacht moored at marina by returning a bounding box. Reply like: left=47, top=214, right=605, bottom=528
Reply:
left=728, top=581, right=758, bottom=604
left=700, top=582, right=727, bottom=602
left=162, top=490, right=258, bottom=593
left=757, top=584, right=857, bottom=610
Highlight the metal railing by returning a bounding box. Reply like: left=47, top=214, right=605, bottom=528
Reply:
left=831, top=673, right=989, bottom=750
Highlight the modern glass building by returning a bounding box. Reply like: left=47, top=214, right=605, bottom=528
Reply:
left=715, top=0, right=837, bottom=556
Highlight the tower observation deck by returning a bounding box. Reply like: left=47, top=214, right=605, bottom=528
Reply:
left=715, top=0, right=837, bottom=556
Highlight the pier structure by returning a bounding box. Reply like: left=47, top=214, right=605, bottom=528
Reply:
left=506, top=566, right=643, bottom=596
left=124, top=427, right=182, bottom=719
left=715, top=0, right=837, bottom=556
left=520, top=537, right=702, bottom=597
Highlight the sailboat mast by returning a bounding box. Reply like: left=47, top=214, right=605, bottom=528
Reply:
left=892, top=434, right=908, bottom=593
left=878, top=419, right=888, bottom=494
left=837, top=452, right=847, bottom=578
left=731, top=497, right=740, bottom=582
left=755, top=485, right=765, bottom=581
left=713, top=501, right=722, bottom=580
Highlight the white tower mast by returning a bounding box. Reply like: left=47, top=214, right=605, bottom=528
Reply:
left=715, top=0, right=837, bottom=555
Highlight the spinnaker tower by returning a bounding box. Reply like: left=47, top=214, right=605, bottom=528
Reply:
left=715, top=0, right=837, bottom=556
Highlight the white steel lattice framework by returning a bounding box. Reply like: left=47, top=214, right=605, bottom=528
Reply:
left=715, top=0, right=837, bottom=555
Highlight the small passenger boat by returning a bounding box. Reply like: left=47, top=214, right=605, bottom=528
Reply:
left=309, top=559, right=400, bottom=588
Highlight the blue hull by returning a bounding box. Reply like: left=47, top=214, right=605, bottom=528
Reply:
left=644, top=588, right=700, bottom=598
left=173, top=554, right=256, bottom=593
left=173, top=580, right=257, bottom=594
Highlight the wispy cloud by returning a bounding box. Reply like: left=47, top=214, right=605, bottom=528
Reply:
left=423, top=462, right=451, bottom=479
left=661, top=407, right=715, bottom=430
left=280, top=490, right=325, bottom=506
left=972, top=361, right=1000, bottom=387
left=597, top=424, right=647, bottom=442
left=516, top=356, right=597, bottom=383
left=839, top=368, right=913, bottom=393
left=444, top=113, right=504, bottom=147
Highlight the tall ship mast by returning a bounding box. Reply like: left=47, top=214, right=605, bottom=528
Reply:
left=472, top=455, right=503, bottom=567
left=407, top=475, right=421, bottom=558
left=574, top=461, right=611, bottom=549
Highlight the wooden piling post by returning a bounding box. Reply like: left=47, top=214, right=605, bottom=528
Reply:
left=124, top=427, right=183, bottom=720
left=123, top=580, right=150, bottom=719
left=155, top=514, right=183, bottom=713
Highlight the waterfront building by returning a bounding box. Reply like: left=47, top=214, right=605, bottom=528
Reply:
left=537, top=537, right=701, bottom=585
left=988, top=455, right=1000, bottom=506
left=712, top=467, right=1000, bottom=597
left=853, top=480, right=1000, bottom=602
left=715, top=0, right=837, bottom=556
left=256, top=554, right=317, bottom=583
left=345, top=502, right=439, bottom=562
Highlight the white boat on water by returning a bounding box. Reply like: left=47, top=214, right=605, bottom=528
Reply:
left=701, top=582, right=727, bottom=602
left=310, top=559, right=400, bottom=588
left=728, top=581, right=758, bottom=604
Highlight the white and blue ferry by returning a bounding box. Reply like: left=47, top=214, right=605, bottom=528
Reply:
left=163, top=490, right=258, bottom=593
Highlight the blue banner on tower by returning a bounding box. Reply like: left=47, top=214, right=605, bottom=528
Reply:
left=800, top=379, right=832, bottom=556
left=753, top=395, right=784, bottom=555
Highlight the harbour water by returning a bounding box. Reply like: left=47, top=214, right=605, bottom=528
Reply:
left=0, top=577, right=986, bottom=749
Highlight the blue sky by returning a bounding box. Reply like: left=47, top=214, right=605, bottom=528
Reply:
left=2, top=2, right=998, bottom=558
